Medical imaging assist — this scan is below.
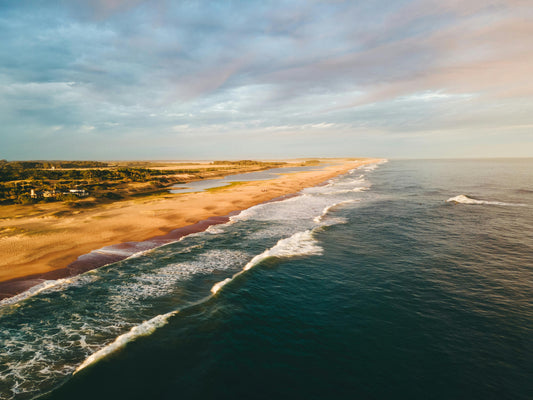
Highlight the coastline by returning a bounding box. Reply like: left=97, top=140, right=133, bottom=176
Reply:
left=0, top=158, right=380, bottom=299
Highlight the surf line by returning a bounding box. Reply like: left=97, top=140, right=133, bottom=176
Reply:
left=313, top=200, right=357, bottom=223
left=1, top=160, right=380, bottom=302
left=69, top=163, right=377, bottom=376
left=211, top=229, right=323, bottom=295
left=0, top=193, right=302, bottom=304
left=446, top=194, right=527, bottom=207
left=74, top=229, right=322, bottom=375
left=74, top=310, right=179, bottom=374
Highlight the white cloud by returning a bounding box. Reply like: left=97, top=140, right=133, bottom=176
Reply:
left=1, top=0, right=532, bottom=159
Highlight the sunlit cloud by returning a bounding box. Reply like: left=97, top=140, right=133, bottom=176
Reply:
left=0, top=0, right=531, bottom=159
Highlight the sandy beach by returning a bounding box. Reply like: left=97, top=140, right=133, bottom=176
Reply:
left=0, top=158, right=379, bottom=298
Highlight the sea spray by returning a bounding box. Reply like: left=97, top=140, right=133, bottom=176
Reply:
left=446, top=194, right=526, bottom=206
left=313, top=200, right=357, bottom=223
left=74, top=311, right=179, bottom=374
left=76, top=229, right=324, bottom=370
left=80, top=231, right=322, bottom=370
left=211, top=230, right=323, bottom=295
left=0, top=274, right=99, bottom=308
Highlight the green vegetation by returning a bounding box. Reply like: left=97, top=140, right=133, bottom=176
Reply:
left=0, top=160, right=108, bottom=170
left=302, top=159, right=321, bottom=166
left=0, top=159, right=286, bottom=205
left=205, top=181, right=246, bottom=193
left=0, top=163, right=175, bottom=204
left=212, top=160, right=285, bottom=166
left=0, top=164, right=165, bottom=183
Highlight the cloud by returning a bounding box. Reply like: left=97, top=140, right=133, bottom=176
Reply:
left=1, top=0, right=532, bottom=159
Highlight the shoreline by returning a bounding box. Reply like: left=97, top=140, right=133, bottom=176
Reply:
left=0, top=158, right=380, bottom=300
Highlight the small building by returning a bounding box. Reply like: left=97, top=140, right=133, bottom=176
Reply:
left=69, top=189, right=89, bottom=197
left=29, top=188, right=89, bottom=199
left=43, top=190, right=57, bottom=198
left=30, top=189, right=58, bottom=198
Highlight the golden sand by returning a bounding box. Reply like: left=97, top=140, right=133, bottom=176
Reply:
left=0, top=158, right=379, bottom=283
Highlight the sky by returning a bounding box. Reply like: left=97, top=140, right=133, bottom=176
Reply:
left=1, top=0, right=532, bottom=160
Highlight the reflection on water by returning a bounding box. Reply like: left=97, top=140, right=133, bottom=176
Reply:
left=170, top=165, right=327, bottom=194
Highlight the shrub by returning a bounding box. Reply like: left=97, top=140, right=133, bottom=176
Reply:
left=103, top=192, right=123, bottom=200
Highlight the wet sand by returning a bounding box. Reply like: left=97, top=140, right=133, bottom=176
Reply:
left=0, top=159, right=379, bottom=299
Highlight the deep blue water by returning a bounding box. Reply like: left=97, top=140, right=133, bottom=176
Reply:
left=1, top=159, right=532, bottom=399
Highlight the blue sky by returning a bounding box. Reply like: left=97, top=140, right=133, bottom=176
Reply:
left=1, top=0, right=532, bottom=160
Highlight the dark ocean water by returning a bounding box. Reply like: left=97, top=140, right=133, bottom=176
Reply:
left=1, top=159, right=532, bottom=400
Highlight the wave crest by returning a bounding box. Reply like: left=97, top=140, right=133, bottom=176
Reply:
left=313, top=200, right=356, bottom=223
left=74, top=310, right=178, bottom=374
left=446, top=194, right=526, bottom=206
left=0, top=275, right=99, bottom=308
left=211, top=230, right=322, bottom=294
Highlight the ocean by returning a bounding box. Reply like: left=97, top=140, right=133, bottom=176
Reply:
left=0, top=159, right=531, bottom=400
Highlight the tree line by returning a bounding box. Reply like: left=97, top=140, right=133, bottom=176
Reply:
left=0, top=160, right=109, bottom=169
left=0, top=165, right=169, bottom=183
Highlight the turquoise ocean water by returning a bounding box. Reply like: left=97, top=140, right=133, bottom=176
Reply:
left=1, top=159, right=531, bottom=399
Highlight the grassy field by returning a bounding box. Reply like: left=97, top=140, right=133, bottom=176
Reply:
left=0, top=160, right=289, bottom=206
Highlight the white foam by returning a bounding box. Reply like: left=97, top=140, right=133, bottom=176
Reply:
left=206, top=225, right=226, bottom=234
left=348, top=160, right=385, bottom=174
left=79, top=230, right=322, bottom=372
left=125, top=249, right=152, bottom=259
left=0, top=280, right=64, bottom=308
left=74, top=310, right=178, bottom=374
left=94, top=248, right=137, bottom=257
left=313, top=200, right=356, bottom=223
left=233, top=194, right=353, bottom=225
left=230, top=194, right=303, bottom=222
left=0, top=159, right=385, bottom=399
left=230, top=164, right=375, bottom=226
left=108, top=250, right=250, bottom=305
left=210, top=278, right=232, bottom=294
left=447, top=195, right=526, bottom=207
left=211, top=230, right=322, bottom=294
left=0, top=275, right=98, bottom=308
left=319, top=187, right=369, bottom=195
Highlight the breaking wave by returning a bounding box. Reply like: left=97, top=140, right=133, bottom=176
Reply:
left=211, top=230, right=322, bottom=294
left=447, top=194, right=526, bottom=207
left=76, top=229, right=326, bottom=371
left=0, top=275, right=98, bottom=308
left=313, top=200, right=356, bottom=223
left=0, top=160, right=384, bottom=399
left=74, top=310, right=179, bottom=374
